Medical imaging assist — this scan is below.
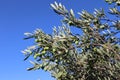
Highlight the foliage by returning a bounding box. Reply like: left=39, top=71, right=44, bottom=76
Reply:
left=23, top=1, right=120, bottom=80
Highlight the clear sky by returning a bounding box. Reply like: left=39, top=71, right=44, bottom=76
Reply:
left=0, top=0, right=109, bottom=80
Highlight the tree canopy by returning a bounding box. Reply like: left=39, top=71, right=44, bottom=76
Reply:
left=23, top=0, right=120, bottom=80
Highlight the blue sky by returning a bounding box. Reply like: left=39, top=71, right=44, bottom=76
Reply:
left=0, top=0, right=109, bottom=80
